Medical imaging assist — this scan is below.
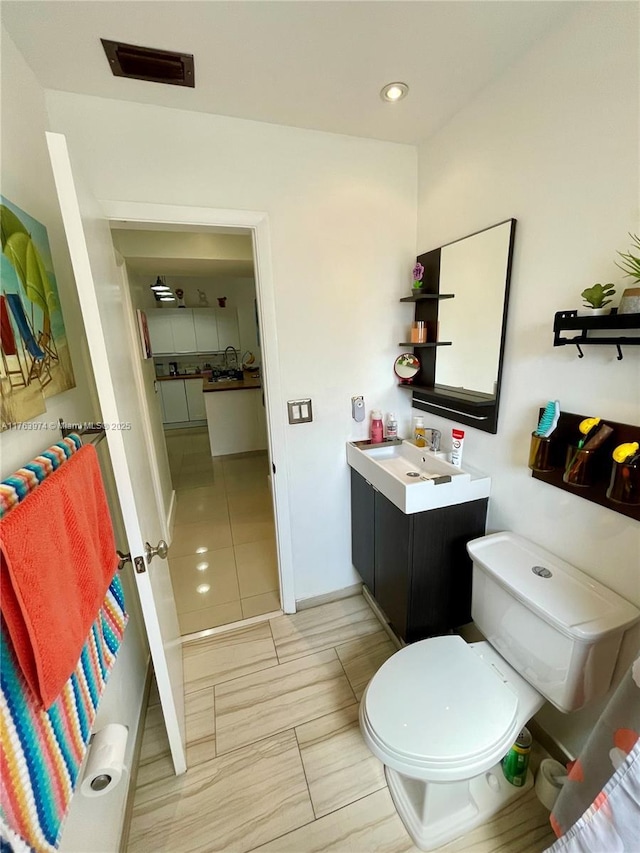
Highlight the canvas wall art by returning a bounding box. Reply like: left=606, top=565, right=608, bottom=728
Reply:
left=0, top=197, right=76, bottom=430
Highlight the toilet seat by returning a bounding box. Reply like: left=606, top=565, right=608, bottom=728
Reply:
left=360, top=635, right=529, bottom=782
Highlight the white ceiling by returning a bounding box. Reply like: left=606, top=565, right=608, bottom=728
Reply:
left=2, top=1, right=575, bottom=145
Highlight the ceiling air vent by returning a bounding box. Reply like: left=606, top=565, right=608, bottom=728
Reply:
left=101, top=39, right=194, bottom=87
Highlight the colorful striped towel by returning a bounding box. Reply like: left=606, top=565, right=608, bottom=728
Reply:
left=0, top=436, right=128, bottom=852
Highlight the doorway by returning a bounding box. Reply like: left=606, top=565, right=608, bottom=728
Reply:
left=106, top=206, right=294, bottom=636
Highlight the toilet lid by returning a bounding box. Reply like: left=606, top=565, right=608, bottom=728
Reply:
left=364, top=635, right=518, bottom=767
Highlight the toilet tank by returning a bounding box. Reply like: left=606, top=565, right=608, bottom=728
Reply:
left=467, top=532, right=640, bottom=712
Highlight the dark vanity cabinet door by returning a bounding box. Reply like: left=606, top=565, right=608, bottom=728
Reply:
left=350, top=469, right=488, bottom=643
left=374, top=489, right=412, bottom=639
left=350, top=468, right=375, bottom=593
left=407, top=499, right=488, bottom=642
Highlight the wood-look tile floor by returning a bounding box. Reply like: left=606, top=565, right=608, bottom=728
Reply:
left=128, top=596, right=557, bottom=853
left=165, top=427, right=280, bottom=634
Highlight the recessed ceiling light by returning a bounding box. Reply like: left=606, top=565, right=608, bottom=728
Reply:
left=196, top=584, right=211, bottom=595
left=381, top=82, right=409, bottom=103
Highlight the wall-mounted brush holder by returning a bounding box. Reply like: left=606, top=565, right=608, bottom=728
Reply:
left=528, top=433, right=556, bottom=473
left=607, top=458, right=640, bottom=506
left=530, top=410, right=640, bottom=522
left=563, top=445, right=597, bottom=487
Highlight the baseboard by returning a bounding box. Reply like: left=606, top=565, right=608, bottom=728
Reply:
left=296, top=583, right=364, bottom=611
left=118, top=659, right=153, bottom=853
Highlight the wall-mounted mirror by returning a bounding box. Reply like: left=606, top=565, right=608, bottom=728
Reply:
left=409, top=219, right=516, bottom=434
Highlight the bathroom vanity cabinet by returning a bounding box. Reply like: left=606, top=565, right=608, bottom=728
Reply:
left=350, top=469, right=488, bottom=642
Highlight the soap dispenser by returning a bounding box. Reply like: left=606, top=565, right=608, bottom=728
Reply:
left=414, top=416, right=426, bottom=447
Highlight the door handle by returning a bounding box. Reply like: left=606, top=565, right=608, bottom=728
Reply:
left=145, top=539, right=169, bottom=565
left=116, top=550, right=131, bottom=571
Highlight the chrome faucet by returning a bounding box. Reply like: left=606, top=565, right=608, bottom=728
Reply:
left=425, top=428, right=441, bottom=453
left=224, top=346, right=239, bottom=368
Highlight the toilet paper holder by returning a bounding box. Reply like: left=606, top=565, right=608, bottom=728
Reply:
left=81, top=723, right=129, bottom=798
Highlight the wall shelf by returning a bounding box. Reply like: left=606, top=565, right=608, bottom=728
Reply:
left=399, top=293, right=455, bottom=303
left=553, top=310, right=640, bottom=359
left=398, top=341, right=452, bottom=348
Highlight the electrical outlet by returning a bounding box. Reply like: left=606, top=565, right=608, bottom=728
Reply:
left=352, top=396, right=365, bottom=422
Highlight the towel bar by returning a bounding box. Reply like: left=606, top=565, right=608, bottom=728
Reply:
left=59, top=418, right=107, bottom=445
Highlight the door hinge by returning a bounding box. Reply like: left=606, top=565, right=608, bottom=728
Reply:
left=272, top=462, right=276, bottom=474
left=134, top=555, right=146, bottom=574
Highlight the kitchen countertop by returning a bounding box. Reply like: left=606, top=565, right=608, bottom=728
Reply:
left=203, top=373, right=261, bottom=393
left=156, top=374, right=208, bottom=381
left=156, top=372, right=262, bottom=392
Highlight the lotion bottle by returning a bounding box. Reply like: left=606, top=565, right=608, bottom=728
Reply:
left=370, top=410, right=384, bottom=444
left=386, top=413, right=398, bottom=440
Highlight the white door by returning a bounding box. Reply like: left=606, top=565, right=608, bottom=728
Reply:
left=46, top=132, right=186, bottom=774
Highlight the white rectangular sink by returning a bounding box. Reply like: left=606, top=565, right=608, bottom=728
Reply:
left=346, top=439, right=490, bottom=514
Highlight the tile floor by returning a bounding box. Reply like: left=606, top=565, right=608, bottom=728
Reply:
left=165, top=427, right=280, bottom=634
left=128, top=596, right=557, bottom=853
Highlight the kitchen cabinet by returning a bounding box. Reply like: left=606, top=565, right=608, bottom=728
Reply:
left=185, top=378, right=207, bottom=421
left=193, top=308, right=219, bottom=352
left=350, top=469, right=488, bottom=642
left=171, top=311, right=197, bottom=353
left=216, top=308, right=241, bottom=351
left=147, top=312, right=175, bottom=355
left=159, top=379, right=190, bottom=423
left=147, top=308, right=239, bottom=354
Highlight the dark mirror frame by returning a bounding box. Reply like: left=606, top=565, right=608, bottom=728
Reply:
left=409, top=218, right=516, bottom=434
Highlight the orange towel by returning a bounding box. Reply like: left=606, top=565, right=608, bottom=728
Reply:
left=0, top=444, right=118, bottom=708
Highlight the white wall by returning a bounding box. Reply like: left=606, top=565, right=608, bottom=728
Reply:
left=1, top=28, right=149, bottom=851
left=45, top=91, right=418, bottom=602
left=416, top=3, right=639, bottom=756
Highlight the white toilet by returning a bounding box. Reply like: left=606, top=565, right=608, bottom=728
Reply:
left=359, top=532, right=640, bottom=850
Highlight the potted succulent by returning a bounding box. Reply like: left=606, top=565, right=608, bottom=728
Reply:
left=616, top=233, right=640, bottom=314
left=580, top=282, right=616, bottom=315
left=616, top=233, right=640, bottom=282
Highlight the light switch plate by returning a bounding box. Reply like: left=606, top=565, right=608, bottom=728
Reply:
left=352, top=395, right=365, bottom=422
left=288, top=399, right=313, bottom=424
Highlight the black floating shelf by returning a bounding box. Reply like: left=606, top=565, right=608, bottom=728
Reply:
left=399, top=383, right=495, bottom=407
left=398, top=341, right=452, bottom=348
left=553, top=310, right=640, bottom=359
left=400, top=292, right=455, bottom=303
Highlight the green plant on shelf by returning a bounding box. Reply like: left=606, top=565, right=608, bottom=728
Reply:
left=581, top=282, right=616, bottom=310
left=616, top=233, right=640, bottom=283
